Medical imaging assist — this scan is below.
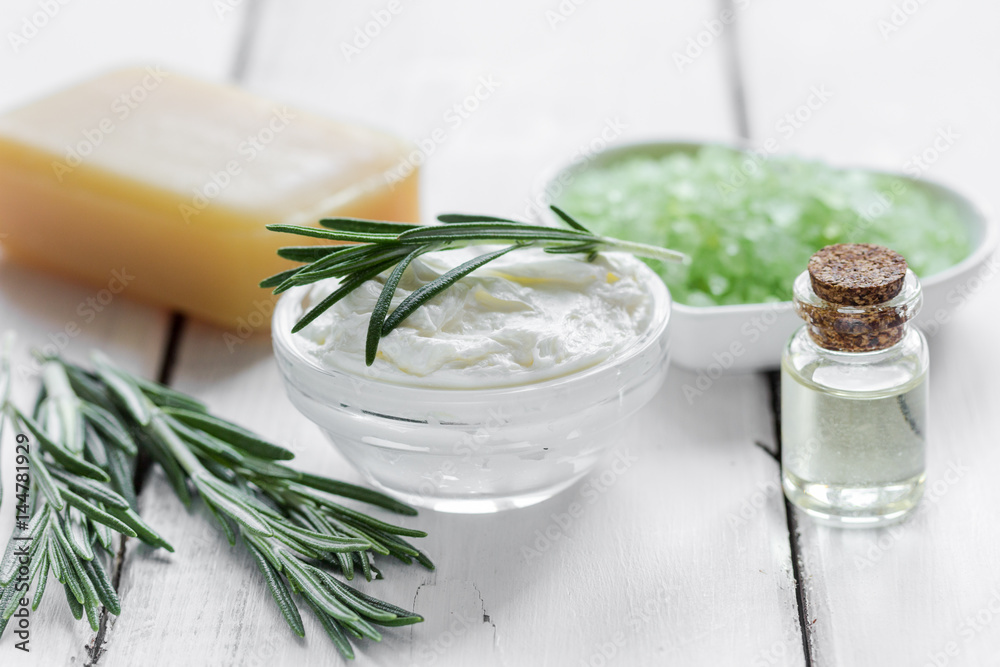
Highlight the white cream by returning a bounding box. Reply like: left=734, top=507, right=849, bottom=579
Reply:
left=295, top=248, right=658, bottom=389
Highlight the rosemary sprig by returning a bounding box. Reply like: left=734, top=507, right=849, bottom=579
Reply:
left=262, top=205, right=688, bottom=365
left=0, top=359, right=169, bottom=636
left=0, top=349, right=430, bottom=660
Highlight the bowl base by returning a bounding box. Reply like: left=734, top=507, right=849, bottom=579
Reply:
left=364, top=475, right=585, bottom=514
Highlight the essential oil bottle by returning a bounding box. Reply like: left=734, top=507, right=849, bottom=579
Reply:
left=781, top=243, right=928, bottom=526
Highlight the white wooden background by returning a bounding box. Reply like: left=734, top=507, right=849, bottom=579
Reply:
left=1, top=1, right=998, bottom=665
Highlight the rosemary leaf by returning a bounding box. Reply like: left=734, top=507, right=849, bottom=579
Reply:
left=131, top=374, right=207, bottom=413
left=63, top=585, right=83, bottom=621
left=104, top=442, right=140, bottom=510
left=16, top=409, right=109, bottom=482
left=436, top=213, right=522, bottom=224
left=166, top=414, right=246, bottom=465
left=30, top=557, right=49, bottom=610
left=24, top=446, right=64, bottom=510
left=265, top=224, right=397, bottom=244
left=205, top=500, right=238, bottom=546
left=193, top=473, right=273, bottom=536
left=365, top=245, right=435, bottom=366
left=66, top=507, right=95, bottom=561
left=50, top=468, right=130, bottom=509
left=248, top=543, right=304, bottom=637
left=163, top=408, right=293, bottom=461
left=291, top=260, right=399, bottom=334
left=284, top=245, right=372, bottom=281
left=396, top=223, right=582, bottom=244
left=303, top=597, right=356, bottom=660
left=315, top=570, right=397, bottom=622
left=59, top=487, right=137, bottom=538
left=81, top=402, right=138, bottom=456
left=293, top=246, right=412, bottom=284
left=543, top=242, right=601, bottom=255
left=322, top=501, right=427, bottom=538
left=103, top=505, right=174, bottom=551
left=91, top=353, right=153, bottom=426
left=276, top=245, right=346, bottom=263
left=549, top=204, right=593, bottom=232
left=82, top=557, right=121, bottom=616
left=260, top=267, right=303, bottom=289
left=382, top=244, right=523, bottom=337
left=319, top=217, right=421, bottom=233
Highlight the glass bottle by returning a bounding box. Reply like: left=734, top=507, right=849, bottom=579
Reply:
left=781, top=243, right=928, bottom=526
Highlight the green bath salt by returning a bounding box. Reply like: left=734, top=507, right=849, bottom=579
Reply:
left=556, top=146, right=971, bottom=307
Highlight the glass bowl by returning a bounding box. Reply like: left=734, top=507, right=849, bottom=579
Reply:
left=271, top=265, right=672, bottom=513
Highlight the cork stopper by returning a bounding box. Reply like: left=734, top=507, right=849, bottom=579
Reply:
left=807, top=244, right=907, bottom=306
left=793, top=244, right=921, bottom=353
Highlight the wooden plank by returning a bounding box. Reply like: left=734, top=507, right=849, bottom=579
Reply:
left=1, top=0, right=246, bottom=109
left=738, top=0, right=1000, bottom=664
left=103, top=1, right=807, bottom=664
left=105, top=325, right=805, bottom=666
left=0, top=264, right=170, bottom=664
left=242, top=0, right=738, bottom=218
left=0, top=0, right=250, bottom=663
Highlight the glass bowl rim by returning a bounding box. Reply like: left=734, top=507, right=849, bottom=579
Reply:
left=271, top=258, right=672, bottom=399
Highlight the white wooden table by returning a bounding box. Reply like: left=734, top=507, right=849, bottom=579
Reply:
left=2, top=2, right=999, bottom=665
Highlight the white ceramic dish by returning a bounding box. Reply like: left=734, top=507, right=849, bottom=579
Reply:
left=536, top=140, right=998, bottom=372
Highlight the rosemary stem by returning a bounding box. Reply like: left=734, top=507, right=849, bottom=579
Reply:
left=597, top=237, right=690, bottom=263
left=150, top=411, right=205, bottom=477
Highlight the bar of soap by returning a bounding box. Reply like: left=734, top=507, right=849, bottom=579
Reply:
left=0, top=67, right=419, bottom=328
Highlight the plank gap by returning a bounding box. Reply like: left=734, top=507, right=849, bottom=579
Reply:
left=84, top=0, right=265, bottom=655
left=723, top=3, right=811, bottom=661
left=718, top=0, right=751, bottom=139
left=229, top=0, right=266, bottom=83
left=155, top=313, right=188, bottom=386
left=83, top=537, right=128, bottom=666
left=766, top=370, right=815, bottom=667
left=83, top=312, right=186, bottom=665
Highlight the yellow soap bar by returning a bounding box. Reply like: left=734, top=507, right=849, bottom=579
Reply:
left=0, top=67, right=419, bottom=329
